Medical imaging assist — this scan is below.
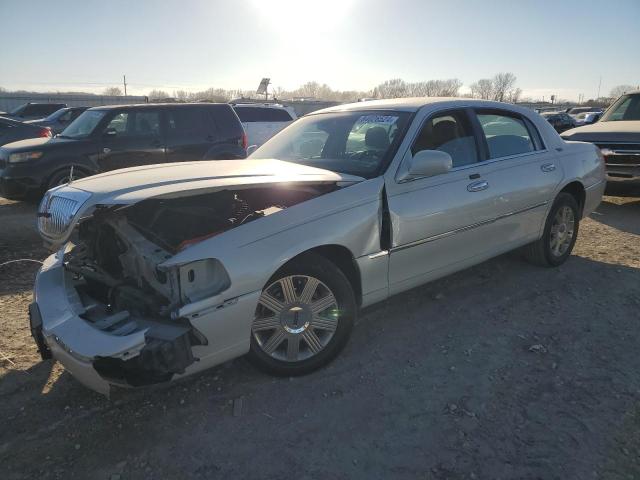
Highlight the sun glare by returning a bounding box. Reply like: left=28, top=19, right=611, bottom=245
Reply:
left=251, top=0, right=356, bottom=33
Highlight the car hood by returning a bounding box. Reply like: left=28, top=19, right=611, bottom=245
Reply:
left=39, top=159, right=365, bottom=247
left=561, top=120, right=640, bottom=142
left=0, top=135, right=80, bottom=151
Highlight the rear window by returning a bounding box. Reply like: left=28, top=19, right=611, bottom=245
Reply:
left=476, top=112, right=536, bottom=159
left=234, top=106, right=293, bottom=122
left=167, top=107, right=216, bottom=136
left=22, top=104, right=65, bottom=116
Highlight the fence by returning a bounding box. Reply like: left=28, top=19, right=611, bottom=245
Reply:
left=0, top=93, right=148, bottom=113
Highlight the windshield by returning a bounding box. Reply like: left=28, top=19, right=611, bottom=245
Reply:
left=59, top=110, right=107, bottom=138
left=251, top=111, right=411, bottom=178
left=601, top=94, right=640, bottom=122
left=8, top=103, right=26, bottom=115
left=43, top=108, right=66, bottom=121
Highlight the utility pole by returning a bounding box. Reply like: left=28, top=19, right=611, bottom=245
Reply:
left=123, top=75, right=127, bottom=96
left=597, top=76, right=602, bottom=99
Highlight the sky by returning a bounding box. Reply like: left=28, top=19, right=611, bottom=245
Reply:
left=1, top=0, right=639, bottom=101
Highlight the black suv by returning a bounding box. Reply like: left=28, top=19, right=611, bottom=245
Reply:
left=4, top=103, right=68, bottom=120
left=0, top=103, right=247, bottom=199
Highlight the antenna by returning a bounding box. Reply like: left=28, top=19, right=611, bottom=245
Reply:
left=68, top=166, right=74, bottom=184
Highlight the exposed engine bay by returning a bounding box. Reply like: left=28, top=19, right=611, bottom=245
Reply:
left=62, top=184, right=337, bottom=386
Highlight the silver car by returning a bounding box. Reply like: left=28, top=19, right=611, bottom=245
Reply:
left=31, top=98, right=606, bottom=395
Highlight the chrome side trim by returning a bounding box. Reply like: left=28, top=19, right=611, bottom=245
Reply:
left=391, top=201, right=548, bottom=253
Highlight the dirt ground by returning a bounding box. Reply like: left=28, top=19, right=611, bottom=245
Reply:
left=1, top=193, right=639, bottom=480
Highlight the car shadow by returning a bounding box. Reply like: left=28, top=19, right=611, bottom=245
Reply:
left=590, top=198, right=640, bottom=236
left=3, top=252, right=640, bottom=480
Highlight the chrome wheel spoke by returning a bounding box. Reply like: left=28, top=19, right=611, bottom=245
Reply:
left=311, top=314, right=338, bottom=332
left=252, top=316, right=280, bottom=332
left=279, top=276, right=298, bottom=304
left=299, top=277, right=319, bottom=304
left=263, top=329, right=286, bottom=354
left=311, top=294, right=336, bottom=314
left=259, top=292, right=285, bottom=314
left=287, top=336, right=300, bottom=361
left=302, top=329, right=323, bottom=354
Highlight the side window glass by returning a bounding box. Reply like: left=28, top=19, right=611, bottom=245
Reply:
left=104, top=112, right=129, bottom=134
left=412, top=110, right=478, bottom=167
left=477, top=113, right=535, bottom=159
left=133, top=111, right=160, bottom=136
left=167, top=108, right=212, bottom=136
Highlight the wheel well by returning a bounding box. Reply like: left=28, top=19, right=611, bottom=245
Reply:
left=560, top=181, right=586, bottom=216
left=285, top=245, right=362, bottom=306
left=47, top=165, right=92, bottom=185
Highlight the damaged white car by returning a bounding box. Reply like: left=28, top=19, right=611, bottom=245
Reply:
left=30, top=99, right=606, bottom=395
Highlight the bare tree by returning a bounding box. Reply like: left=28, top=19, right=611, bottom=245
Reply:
left=373, top=79, right=409, bottom=99
left=148, top=89, right=169, bottom=100
left=470, top=78, right=494, bottom=100
left=492, top=72, right=517, bottom=102
left=103, top=86, right=123, bottom=96
left=507, top=87, right=522, bottom=103
left=609, top=84, right=636, bottom=98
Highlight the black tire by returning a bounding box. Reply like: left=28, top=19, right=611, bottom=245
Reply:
left=247, top=253, right=356, bottom=376
left=523, top=192, right=580, bottom=267
left=47, top=167, right=88, bottom=191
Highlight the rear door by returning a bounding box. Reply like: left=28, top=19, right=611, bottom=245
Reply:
left=164, top=106, right=218, bottom=162
left=472, top=109, right=563, bottom=241
left=97, top=109, right=166, bottom=171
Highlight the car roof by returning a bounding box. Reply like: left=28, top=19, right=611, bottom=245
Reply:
left=231, top=103, right=289, bottom=109
left=87, top=102, right=228, bottom=111
left=312, top=97, right=534, bottom=114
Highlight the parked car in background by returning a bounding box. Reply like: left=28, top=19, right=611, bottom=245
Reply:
left=30, top=98, right=604, bottom=395
left=4, top=102, right=67, bottom=120
left=0, top=103, right=246, bottom=199
left=25, top=106, right=88, bottom=134
left=566, top=106, right=603, bottom=116
left=573, top=111, right=603, bottom=127
left=561, top=91, right=640, bottom=191
left=0, top=116, right=52, bottom=146
left=232, top=103, right=296, bottom=149
left=541, top=111, right=576, bottom=133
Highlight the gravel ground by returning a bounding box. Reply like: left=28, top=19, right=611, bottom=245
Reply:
left=1, top=194, right=639, bottom=480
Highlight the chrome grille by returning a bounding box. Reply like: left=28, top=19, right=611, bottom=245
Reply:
left=38, top=195, right=79, bottom=237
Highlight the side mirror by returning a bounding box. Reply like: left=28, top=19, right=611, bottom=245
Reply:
left=406, top=149, right=452, bottom=179
left=246, top=145, right=258, bottom=156
left=103, top=128, right=117, bottom=138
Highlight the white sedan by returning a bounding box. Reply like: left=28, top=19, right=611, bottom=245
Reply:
left=31, top=98, right=605, bottom=395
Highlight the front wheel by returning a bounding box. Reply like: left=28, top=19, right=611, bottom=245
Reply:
left=247, top=253, right=356, bottom=376
left=47, top=167, right=88, bottom=190
left=523, top=192, right=580, bottom=267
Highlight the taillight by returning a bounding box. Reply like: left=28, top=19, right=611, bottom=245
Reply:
left=241, top=132, right=248, bottom=150
left=39, top=127, right=52, bottom=138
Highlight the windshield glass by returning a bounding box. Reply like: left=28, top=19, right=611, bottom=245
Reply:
left=601, top=94, right=640, bottom=122
left=251, top=111, right=411, bottom=178
left=43, top=108, right=65, bottom=121
left=8, top=103, right=26, bottom=115
left=60, top=110, right=107, bottom=138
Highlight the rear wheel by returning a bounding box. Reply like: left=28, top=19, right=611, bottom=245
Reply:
left=247, top=253, right=356, bottom=376
left=524, top=192, right=580, bottom=267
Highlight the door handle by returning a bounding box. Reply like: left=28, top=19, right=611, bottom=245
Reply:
left=467, top=180, right=489, bottom=192
left=541, top=163, right=556, bottom=172
left=103, top=147, right=111, bottom=154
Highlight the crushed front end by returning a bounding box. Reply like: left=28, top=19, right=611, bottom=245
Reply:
left=32, top=183, right=338, bottom=395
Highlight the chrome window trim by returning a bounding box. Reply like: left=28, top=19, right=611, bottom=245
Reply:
left=390, top=201, right=548, bottom=253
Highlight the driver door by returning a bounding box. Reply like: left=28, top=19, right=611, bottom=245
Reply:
left=385, top=108, right=505, bottom=294
left=97, top=109, right=166, bottom=171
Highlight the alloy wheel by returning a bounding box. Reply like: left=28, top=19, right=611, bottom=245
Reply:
left=252, top=275, right=340, bottom=362
left=549, top=205, right=575, bottom=257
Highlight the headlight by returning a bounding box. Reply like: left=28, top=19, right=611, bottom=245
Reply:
left=8, top=151, right=43, bottom=163
left=178, top=259, right=231, bottom=303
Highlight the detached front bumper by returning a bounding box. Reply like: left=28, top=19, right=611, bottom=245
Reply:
left=31, top=251, right=261, bottom=396
left=32, top=251, right=146, bottom=395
